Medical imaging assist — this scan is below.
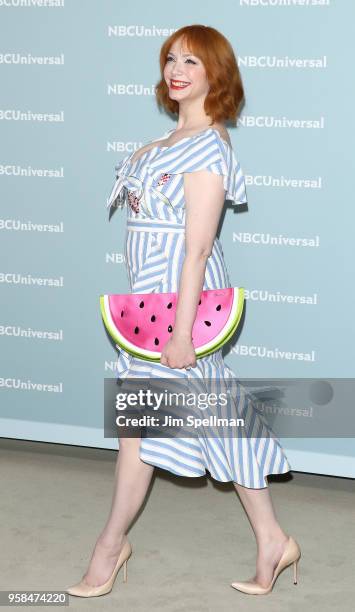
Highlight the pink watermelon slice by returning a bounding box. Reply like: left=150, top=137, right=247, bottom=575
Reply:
left=100, top=287, right=244, bottom=361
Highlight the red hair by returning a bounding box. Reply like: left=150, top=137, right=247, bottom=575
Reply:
left=155, top=25, right=245, bottom=126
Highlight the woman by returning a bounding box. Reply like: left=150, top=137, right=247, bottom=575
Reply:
left=66, top=24, right=301, bottom=598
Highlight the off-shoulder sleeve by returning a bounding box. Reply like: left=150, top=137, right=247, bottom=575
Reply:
left=148, top=128, right=248, bottom=207
left=220, top=141, right=248, bottom=207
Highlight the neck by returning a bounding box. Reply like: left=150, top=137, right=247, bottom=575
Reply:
left=175, top=99, right=213, bottom=131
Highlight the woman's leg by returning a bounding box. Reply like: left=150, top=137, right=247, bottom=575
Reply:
left=233, top=482, right=289, bottom=587
left=83, top=437, right=155, bottom=586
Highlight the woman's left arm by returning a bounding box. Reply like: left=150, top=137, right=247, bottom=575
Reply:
left=160, top=170, right=225, bottom=369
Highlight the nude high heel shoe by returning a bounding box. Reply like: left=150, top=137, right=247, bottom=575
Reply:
left=66, top=536, right=132, bottom=598
left=230, top=535, right=301, bottom=595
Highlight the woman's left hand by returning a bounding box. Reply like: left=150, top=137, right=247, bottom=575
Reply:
left=160, top=334, right=196, bottom=369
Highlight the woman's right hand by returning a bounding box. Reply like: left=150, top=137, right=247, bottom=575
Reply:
left=160, top=334, right=196, bottom=369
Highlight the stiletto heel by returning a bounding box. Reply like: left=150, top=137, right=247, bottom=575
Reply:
left=231, top=535, right=301, bottom=595
left=66, top=536, right=132, bottom=598
left=293, top=558, right=299, bottom=584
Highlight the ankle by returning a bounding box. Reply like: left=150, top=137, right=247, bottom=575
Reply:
left=257, top=529, right=289, bottom=547
left=97, top=532, right=126, bottom=553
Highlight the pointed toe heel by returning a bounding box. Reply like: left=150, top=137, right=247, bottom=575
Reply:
left=230, top=535, right=301, bottom=596
left=66, top=537, right=132, bottom=598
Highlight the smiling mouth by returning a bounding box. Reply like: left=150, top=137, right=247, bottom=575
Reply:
left=170, top=79, right=191, bottom=89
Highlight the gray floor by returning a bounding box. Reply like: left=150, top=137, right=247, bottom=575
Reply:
left=0, top=438, right=354, bottom=612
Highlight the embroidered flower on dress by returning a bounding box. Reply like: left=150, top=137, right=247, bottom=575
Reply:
left=127, top=190, right=141, bottom=214
left=156, top=173, right=172, bottom=188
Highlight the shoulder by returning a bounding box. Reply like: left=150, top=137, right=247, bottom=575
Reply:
left=210, top=124, right=232, bottom=147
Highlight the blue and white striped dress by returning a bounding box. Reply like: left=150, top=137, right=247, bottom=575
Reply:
left=106, top=127, right=291, bottom=488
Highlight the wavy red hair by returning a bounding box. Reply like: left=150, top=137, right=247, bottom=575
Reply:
left=155, top=25, right=244, bottom=126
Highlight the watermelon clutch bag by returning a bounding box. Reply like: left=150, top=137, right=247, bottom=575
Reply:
left=100, top=287, right=244, bottom=362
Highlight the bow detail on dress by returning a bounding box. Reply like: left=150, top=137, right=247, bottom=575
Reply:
left=106, top=155, right=132, bottom=210
left=106, top=154, right=175, bottom=215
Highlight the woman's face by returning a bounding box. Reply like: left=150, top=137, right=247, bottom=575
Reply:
left=163, top=37, right=209, bottom=104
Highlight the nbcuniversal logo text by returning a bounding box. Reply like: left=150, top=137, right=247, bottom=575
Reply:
left=0, top=109, right=64, bottom=122
left=239, top=55, right=327, bottom=68
left=0, top=377, right=63, bottom=393
left=0, top=0, right=64, bottom=6
left=230, top=344, right=316, bottom=362
left=232, top=232, right=320, bottom=248
left=106, top=253, right=126, bottom=264
left=107, top=141, right=144, bottom=153
left=238, top=115, right=325, bottom=129
left=0, top=218, right=64, bottom=233
left=107, top=84, right=156, bottom=96
left=0, top=164, right=64, bottom=177
left=108, top=25, right=176, bottom=37
left=245, top=175, right=322, bottom=189
left=0, top=273, right=64, bottom=287
left=0, top=53, right=64, bottom=65
left=105, top=360, right=123, bottom=372
left=0, top=325, right=63, bottom=341
left=244, top=289, right=317, bottom=305
left=239, top=0, right=329, bottom=6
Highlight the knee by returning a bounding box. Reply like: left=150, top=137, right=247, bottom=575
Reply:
left=118, top=436, right=141, bottom=450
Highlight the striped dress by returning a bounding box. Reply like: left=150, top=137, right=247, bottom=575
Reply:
left=106, top=126, right=291, bottom=488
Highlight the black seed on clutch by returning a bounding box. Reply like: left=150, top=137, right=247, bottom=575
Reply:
left=121, top=310, right=124, bottom=317
left=151, top=315, right=156, bottom=322
left=134, top=326, right=139, bottom=334
left=168, top=325, right=173, bottom=332
left=139, top=301, right=144, bottom=308
left=167, top=302, right=173, bottom=309
left=204, top=320, right=211, bottom=326
left=154, top=337, right=159, bottom=345
left=216, top=304, right=221, bottom=311
left=198, top=299, right=201, bottom=305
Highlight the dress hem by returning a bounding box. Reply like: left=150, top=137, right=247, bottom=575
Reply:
left=122, top=447, right=293, bottom=489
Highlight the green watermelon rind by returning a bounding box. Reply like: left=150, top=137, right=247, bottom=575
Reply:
left=100, top=287, right=245, bottom=363
left=193, top=287, right=244, bottom=358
